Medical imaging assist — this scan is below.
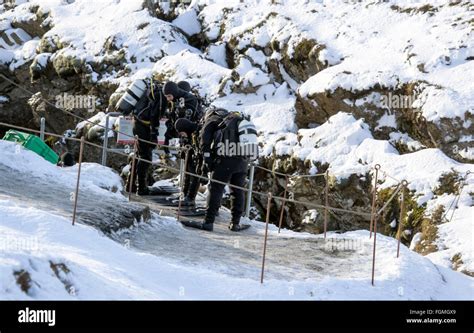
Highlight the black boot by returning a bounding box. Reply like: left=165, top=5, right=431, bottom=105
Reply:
left=228, top=223, right=250, bottom=232
left=181, top=220, right=213, bottom=231
left=137, top=177, right=149, bottom=196
left=137, top=187, right=150, bottom=196
left=180, top=196, right=196, bottom=207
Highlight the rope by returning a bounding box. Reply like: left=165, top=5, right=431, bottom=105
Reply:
left=0, top=73, right=417, bottom=286
left=1, top=121, right=373, bottom=218
left=379, top=169, right=401, bottom=184
left=440, top=171, right=472, bottom=223
left=254, top=164, right=287, bottom=177
left=0, top=72, right=407, bottom=189
left=447, top=189, right=463, bottom=223
left=294, top=172, right=327, bottom=178
left=376, top=183, right=402, bottom=216
left=254, top=157, right=402, bottom=186
left=254, top=164, right=326, bottom=179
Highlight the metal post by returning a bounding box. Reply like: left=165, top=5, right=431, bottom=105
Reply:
left=397, top=180, right=408, bottom=258
left=40, top=117, right=45, bottom=141
left=370, top=164, right=380, bottom=238
left=128, top=136, right=138, bottom=201
left=245, top=163, right=255, bottom=218
left=277, top=175, right=289, bottom=233
left=448, top=191, right=462, bottom=223
left=179, top=151, right=186, bottom=189
left=371, top=212, right=378, bottom=286
left=260, top=193, right=272, bottom=284
left=177, top=147, right=190, bottom=222
left=324, top=169, right=329, bottom=239
left=72, top=136, right=85, bottom=226
left=102, top=112, right=122, bottom=166
left=101, top=113, right=110, bottom=166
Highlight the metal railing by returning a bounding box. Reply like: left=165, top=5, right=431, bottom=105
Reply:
left=0, top=72, right=418, bottom=286
left=0, top=120, right=411, bottom=285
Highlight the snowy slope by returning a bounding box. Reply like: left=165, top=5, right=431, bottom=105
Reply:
left=2, top=1, right=472, bottom=127
left=0, top=0, right=197, bottom=85
left=291, top=1, right=473, bottom=122
left=2, top=1, right=473, bottom=117
left=289, top=113, right=473, bottom=194
left=426, top=205, right=474, bottom=273
left=0, top=143, right=472, bottom=300
left=0, top=140, right=124, bottom=196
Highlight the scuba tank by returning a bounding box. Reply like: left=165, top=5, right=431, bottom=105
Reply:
left=238, top=116, right=258, bottom=145
left=115, top=79, right=148, bottom=115
left=237, top=114, right=259, bottom=160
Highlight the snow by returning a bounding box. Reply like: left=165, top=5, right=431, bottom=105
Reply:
left=410, top=232, right=422, bottom=251
left=287, top=1, right=473, bottom=122
left=0, top=0, right=197, bottom=79
left=459, top=135, right=473, bottom=143
left=284, top=112, right=473, bottom=274
left=0, top=140, right=123, bottom=197
left=459, top=147, right=474, bottom=161
left=422, top=173, right=474, bottom=273
left=413, top=77, right=474, bottom=122
left=212, top=86, right=297, bottom=137
left=303, top=209, right=318, bottom=224
left=172, top=9, right=201, bottom=36
left=236, top=60, right=270, bottom=88
left=153, top=50, right=232, bottom=99
left=293, top=113, right=374, bottom=177
left=33, top=52, right=51, bottom=67
left=245, top=47, right=267, bottom=68
left=427, top=205, right=474, bottom=273
left=389, top=132, right=425, bottom=152
left=204, top=42, right=228, bottom=68
left=375, top=113, right=397, bottom=130
left=389, top=219, right=397, bottom=228
left=152, top=179, right=175, bottom=189
left=273, top=133, right=298, bottom=157
left=288, top=113, right=473, bottom=198
left=45, top=0, right=191, bottom=62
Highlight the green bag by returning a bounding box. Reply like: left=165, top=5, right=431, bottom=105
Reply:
left=3, top=130, right=60, bottom=165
